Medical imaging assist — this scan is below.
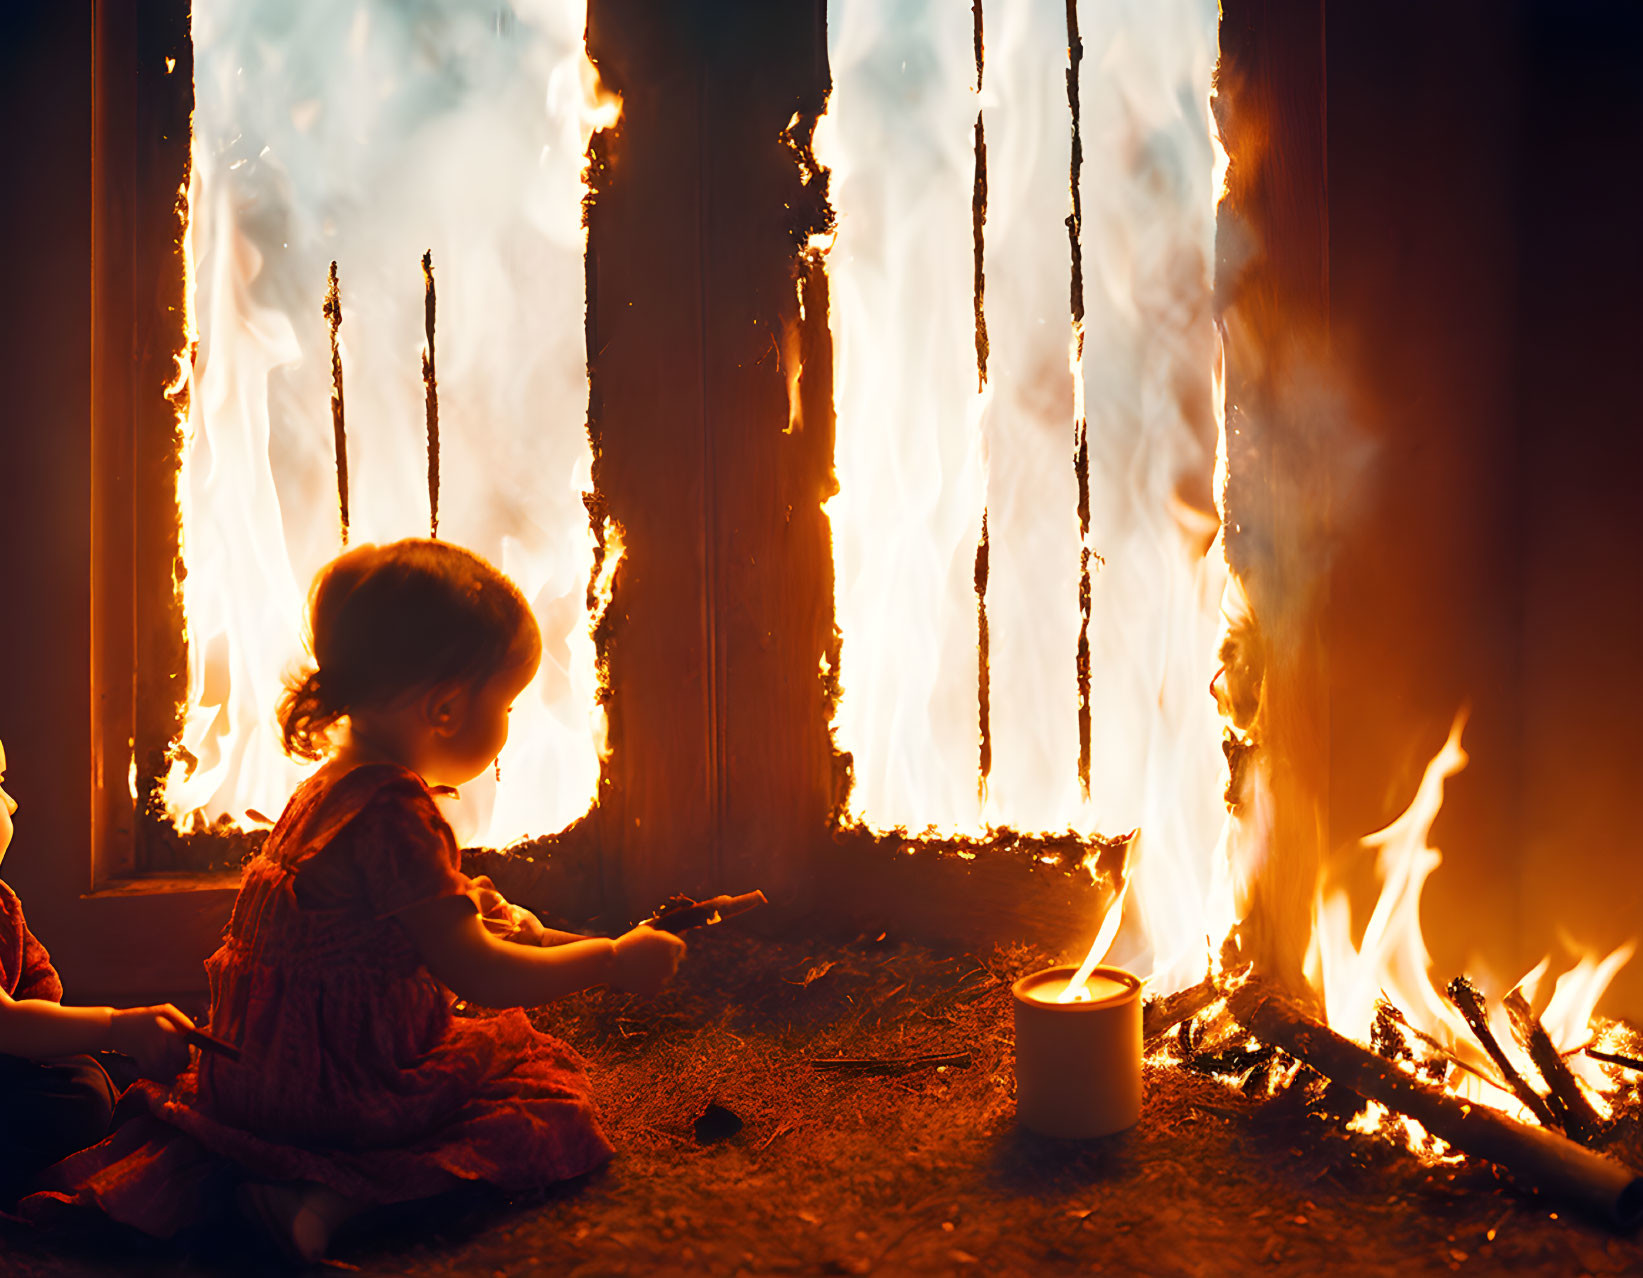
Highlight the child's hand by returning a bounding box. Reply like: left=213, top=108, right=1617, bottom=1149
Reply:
left=611, top=925, right=685, bottom=998
left=470, top=875, right=546, bottom=945
left=109, top=1003, right=196, bottom=1080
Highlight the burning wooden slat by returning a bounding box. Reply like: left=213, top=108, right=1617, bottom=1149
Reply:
left=971, top=0, right=990, bottom=805
left=1230, top=982, right=1643, bottom=1228
left=323, top=261, right=349, bottom=544
left=975, top=510, right=991, bottom=799
left=1445, top=975, right=1560, bottom=1131
left=422, top=249, right=440, bottom=539
left=1504, top=986, right=1607, bottom=1145
left=971, top=0, right=988, bottom=391
left=1066, top=0, right=1092, bottom=801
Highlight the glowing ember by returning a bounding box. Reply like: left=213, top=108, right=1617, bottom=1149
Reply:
left=170, top=0, right=618, bottom=847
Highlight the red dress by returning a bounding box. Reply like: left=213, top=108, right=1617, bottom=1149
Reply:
left=26, top=763, right=612, bottom=1236
left=0, top=879, right=64, bottom=1003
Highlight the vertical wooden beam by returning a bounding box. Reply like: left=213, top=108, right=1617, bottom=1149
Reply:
left=586, top=0, right=718, bottom=918
left=129, top=1, right=192, bottom=871
left=586, top=0, right=834, bottom=919
left=1216, top=0, right=1330, bottom=990
left=695, top=0, right=835, bottom=906
left=90, top=0, right=139, bottom=884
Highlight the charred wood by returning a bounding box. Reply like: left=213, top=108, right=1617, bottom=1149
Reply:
left=422, top=249, right=439, bottom=539
left=323, top=261, right=349, bottom=544
left=1375, top=998, right=1506, bottom=1092
left=1143, top=976, right=1221, bottom=1045
left=1446, top=975, right=1561, bottom=1131
left=1231, top=982, right=1643, bottom=1229
left=1505, top=987, right=1608, bottom=1145
left=976, top=510, right=991, bottom=797
left=644, top=890, right=768, bottom=934
left=1589, top=1047, right=1643, bottom=1075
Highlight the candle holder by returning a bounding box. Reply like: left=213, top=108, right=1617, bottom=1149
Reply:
left=1012, top=964, right=1142, bottom=1139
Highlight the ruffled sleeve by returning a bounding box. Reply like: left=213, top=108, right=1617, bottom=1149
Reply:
left=328, top=771, right=472, bottom=919
left=0, top=880, right=64, bottom=1003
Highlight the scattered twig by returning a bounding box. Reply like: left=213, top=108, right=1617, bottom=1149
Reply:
left=1587, top=1046, right=1643, bottom=1074
left=810, top=1052, right=972, bottom=1076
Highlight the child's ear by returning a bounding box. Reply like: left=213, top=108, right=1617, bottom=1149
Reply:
left=423, top=683, right=471, bottom=737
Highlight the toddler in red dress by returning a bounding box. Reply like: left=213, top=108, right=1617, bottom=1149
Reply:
left=27, top=538, right=684, bottom=1261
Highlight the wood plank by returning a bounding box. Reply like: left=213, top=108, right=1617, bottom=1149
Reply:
left=90, top=0, right=140, bottom=884
left=129, top=0, right=193, bottom=871
left=586, top=0, right=719, bottom=919
left=696, top=0, right=836, bottom=908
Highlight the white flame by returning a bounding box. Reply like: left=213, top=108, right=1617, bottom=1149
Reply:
left=822, top=0, right=1226, bottom=991
left=174, top=0, right=616, bottom=847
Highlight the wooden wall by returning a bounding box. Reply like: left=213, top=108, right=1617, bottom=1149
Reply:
left=586, top=0, right=834, bottom=922
left=7, top=0, right=1643, bottom=1013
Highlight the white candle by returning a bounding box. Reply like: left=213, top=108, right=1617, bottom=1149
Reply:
left=1013, top=964, right=1143, bottom=1139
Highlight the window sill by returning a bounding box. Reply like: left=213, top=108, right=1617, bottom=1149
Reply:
left=84, top=870, right=241, bottom=900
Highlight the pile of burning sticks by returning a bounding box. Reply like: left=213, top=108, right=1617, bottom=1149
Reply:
left=1142, top=969, right=1643, bottom=1228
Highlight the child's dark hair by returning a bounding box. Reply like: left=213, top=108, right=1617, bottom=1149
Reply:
left=279, top=539, right=540, bottom=761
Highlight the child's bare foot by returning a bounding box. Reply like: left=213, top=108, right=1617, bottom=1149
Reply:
left=236, top=1179, right=357, bottom=1265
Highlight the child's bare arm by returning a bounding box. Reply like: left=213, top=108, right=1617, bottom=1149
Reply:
left=0, top=988, right=195, bottom=1076
left=397, top=897, right=684, bottom=1007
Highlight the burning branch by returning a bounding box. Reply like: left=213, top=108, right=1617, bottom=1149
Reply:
left=323, top=261, right=349, bottom=544
left=1504, top=986, right=1608, bottom=1145
left=1589, top=1047, right=1643, bottom=1074
left=1142, top=975, right=1222, bottom=1046
left=1445, top=976, right=1561, bottom=1131
left=1229, top=982, right=1643, bottom=1228
left=1374, top=998, right=1507, bottom=1092
left=422, top=249, right=440, bottom=539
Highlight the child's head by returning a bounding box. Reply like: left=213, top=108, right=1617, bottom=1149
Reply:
left=0, top=738, right=15, bottom=863
left=279, top=539, right=541, bottom=784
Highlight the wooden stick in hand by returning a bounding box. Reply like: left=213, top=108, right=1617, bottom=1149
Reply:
left=645, top=891, right=767, bottom=934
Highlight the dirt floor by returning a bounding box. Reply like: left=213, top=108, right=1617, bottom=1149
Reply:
left=6, top=927, right=1643, bottom=1276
